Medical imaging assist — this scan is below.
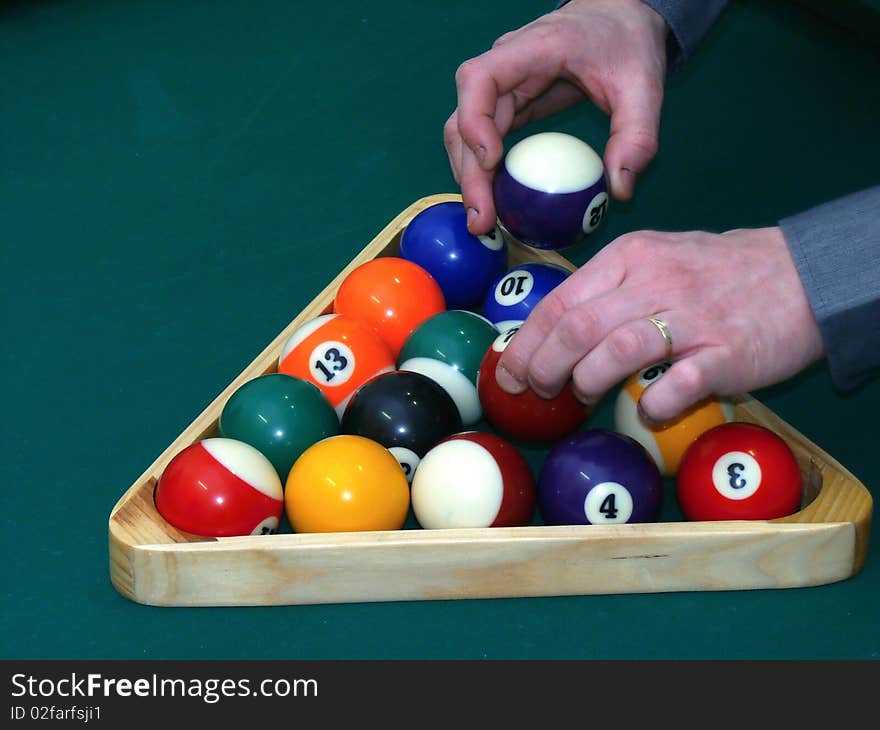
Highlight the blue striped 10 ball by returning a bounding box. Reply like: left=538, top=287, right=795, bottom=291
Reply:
left=482, top=261, right=570, bottom=333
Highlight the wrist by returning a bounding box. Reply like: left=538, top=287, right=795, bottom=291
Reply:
left=559, top=0, right=669, bottom=47
left=637, top=1, right=670, bottom=47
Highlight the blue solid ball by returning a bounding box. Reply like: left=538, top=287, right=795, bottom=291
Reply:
left=400, top=201, right=508, bottom=310
left=481, top=261, right=570, bottom=332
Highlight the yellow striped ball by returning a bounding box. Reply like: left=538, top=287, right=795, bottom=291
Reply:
left=613, top=362, right=735, bottom=477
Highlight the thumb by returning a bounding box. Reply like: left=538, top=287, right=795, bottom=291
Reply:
left=603, top=76, right=663, bottom=200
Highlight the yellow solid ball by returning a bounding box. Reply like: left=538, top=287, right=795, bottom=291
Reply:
left=285, top=435, right=409, bottom=533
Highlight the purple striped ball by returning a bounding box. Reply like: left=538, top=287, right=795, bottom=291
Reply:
left=493, top=132, right=609, bottom=250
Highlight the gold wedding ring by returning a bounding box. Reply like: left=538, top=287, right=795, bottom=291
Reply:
left=647, top=316, right=673, bottom=360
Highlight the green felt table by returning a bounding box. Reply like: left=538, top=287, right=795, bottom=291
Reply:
left=2, top=0, right=879, bottom=660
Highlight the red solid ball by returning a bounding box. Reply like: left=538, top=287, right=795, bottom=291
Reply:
left=476, top=325, right=592, bottom=442
left=676, top=422, right=803, bottom=521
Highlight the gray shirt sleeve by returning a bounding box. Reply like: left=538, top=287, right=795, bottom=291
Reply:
left=779, top=187, right=880, bottom=391
left=640, top=0, right=730, bottom=69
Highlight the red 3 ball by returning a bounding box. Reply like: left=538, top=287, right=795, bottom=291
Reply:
left=676, top=422, right=803, bottom=521
left=476, top=323, right=592, bottom=442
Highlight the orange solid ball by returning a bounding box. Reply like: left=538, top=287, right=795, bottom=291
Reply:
left=285, top=435, right=410, bottom=533
left=334, top=257, right=446, bottom=358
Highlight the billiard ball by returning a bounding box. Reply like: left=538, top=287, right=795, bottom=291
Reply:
left=341, top=369, right=463, bottom=481
left=538, top=429, right=663, bottom=525
left=676, top=422, right=803, bottom=521
left=277, top=313, right=395, bottom=418
left=493, top=131, right=609, bottom=250
left=614, top=361, right=735, bottom=476
left=155, top=437, right=284, bottom=537
left=411, top=431, right=536, bottom=528
left=399, top=200, right=507, bottom=309
left=482, top=261, right=570, bottom=333
left=333, top=256, right=446, bottom=358
left=397, top=309, right=498, bottom=426
left=477, top=323, right=592, bottom=442
left=285, top=434, right=410, bottom=533
left=218, top=373, right=340, bottom=480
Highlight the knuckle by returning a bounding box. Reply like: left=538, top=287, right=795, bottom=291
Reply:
left=616, top=231, right=654, bottom=258
left=443, top=113, right=458, bottom=137
left=571, top=369, right=602, bottom=404
left=492, top=30, right=514, bottom=48
left=555, top=308, right=599, bottom=352
left=442, top=119, right=460, bottom=149
left=531, top=24, right=556, bottom=45
left=605, top=325, right=643, bottom=365
left=669, top=360, right=707, bottom=399
left=529, top=291, right=568, bottom=331
left=454, top=59, right=482, bottom=88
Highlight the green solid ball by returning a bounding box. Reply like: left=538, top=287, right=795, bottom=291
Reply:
left=219, top=373, right=339, bottom=480
left=398, top=309, right=498, bottom=426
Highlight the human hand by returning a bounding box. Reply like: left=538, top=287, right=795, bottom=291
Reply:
left=494, top=227, right=825, bottom=421
left=444, top=0, right=668, bottom=235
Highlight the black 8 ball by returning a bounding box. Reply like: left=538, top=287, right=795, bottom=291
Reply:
left=341, top=370, right=463, bottom=481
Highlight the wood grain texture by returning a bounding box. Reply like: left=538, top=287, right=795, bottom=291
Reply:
left=108, top=194, right=873, bottom=606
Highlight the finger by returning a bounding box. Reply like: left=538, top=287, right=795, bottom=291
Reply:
left=455, top=44, right=559, bottom=170
left=495, top=246, right=626, bottom=393
left=454, top=58, right=508, bottom=172
left=603, top=74, right=663, bottom=200
left=569, top=311, right=680, bottom=405
left=526, top=294, right=664, bottom=398
left=491, top=28, right=520, bottom=48
left=446, top=105, right=500, bottom=233
left=494, top=293, right=568, bottom=395
left=458, top=143, right=498, bottom=235
left=443, top=111, right=464, bottom=186
left=508, top=80, right=588, bottom=132
left=636, top=349, right=727, bottom=423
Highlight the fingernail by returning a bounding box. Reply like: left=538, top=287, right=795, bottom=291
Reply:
left=496, top=364, right=527, bottom=395
left=637, top=399, right=662, bottom=426
left=474, top=144, right=487, bottom=165
left=467, top=207, right=479, bottom=227
left=573, top=389, right=596, bottom=408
